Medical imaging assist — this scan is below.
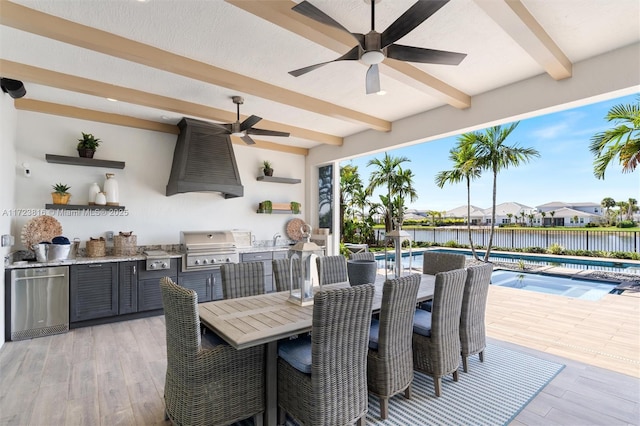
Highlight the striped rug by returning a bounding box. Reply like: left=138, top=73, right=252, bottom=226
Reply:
left=363, top=343, right=564, bottom=425
left=239, top=343, right=564, bottom=426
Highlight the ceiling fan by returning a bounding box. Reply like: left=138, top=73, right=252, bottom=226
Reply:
left=289, top=0, right=467, bottom=94
left=210, top=96, right=290, bottom=145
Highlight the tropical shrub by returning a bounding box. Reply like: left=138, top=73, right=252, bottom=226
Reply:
left=617, top=220, right=637, bottom=228
left=547, top=243, right=565, bottom=255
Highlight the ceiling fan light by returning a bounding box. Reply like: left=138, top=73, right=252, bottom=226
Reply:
left=231, top=131, right=245, bottom=137
left=361, top=50, right=384, bottom=65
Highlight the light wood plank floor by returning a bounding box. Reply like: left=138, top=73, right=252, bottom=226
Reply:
left=0, top=287, right=638, bottom=425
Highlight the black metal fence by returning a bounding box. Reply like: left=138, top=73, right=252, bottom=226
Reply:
left=376, top=228, right=639, bottom=253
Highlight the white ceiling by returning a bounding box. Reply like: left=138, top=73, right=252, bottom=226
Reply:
left=1, top=0, right=639, bottom=153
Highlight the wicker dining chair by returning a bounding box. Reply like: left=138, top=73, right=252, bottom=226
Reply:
left=349, top=251, right=376, bottom=261
left=422, top=251, right=466, bottom=275
left=367, top=274, right=421, bottom=420
left=460, top=263, right=493, bottom=372
left=272, top=257, right=302, bottom=292
left=316, top=255, right=348, bottom=285
left=159, top=277, right=265, bottom=426
left=221, top=261, right=265, bottom=299
left=412, top=268, right=467, bottom=397
left=277, top=285, right=375, bottom=426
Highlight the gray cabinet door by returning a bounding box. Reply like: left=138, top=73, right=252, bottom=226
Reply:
left=177, top=271, right=213, bottom=303
left=70, top=263, right=118, bottom=322
left=118, top=261, right=138, bottom=314
left=138, top=259, right=178, bottom=311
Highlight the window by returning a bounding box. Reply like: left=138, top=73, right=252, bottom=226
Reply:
left=580, top=218, right=584, bottom=224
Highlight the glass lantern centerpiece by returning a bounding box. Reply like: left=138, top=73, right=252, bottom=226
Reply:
left=288, top=224, right=324, bottom=306
left=384, top=219, right=412, bottom=280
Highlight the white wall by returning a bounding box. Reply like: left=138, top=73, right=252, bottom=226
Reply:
left=1, top=94, right=18, bottom=347
left=11, top=111, right=306, bottom=249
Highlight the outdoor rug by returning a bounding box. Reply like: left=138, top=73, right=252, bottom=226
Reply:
left=362, top=343, right=564, bottom=425
left=266, top=342, right=564, bottom=426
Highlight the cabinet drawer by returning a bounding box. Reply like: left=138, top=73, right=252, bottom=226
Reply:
left=241, top=252, right=271, bottom=262
left=273, top=250, right=288, bottom=260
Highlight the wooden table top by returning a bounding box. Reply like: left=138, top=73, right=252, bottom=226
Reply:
left=199, top=274, right=435, bottom=350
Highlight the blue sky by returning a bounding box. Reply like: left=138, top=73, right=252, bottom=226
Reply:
left=341, top=93, right=640, bottom=212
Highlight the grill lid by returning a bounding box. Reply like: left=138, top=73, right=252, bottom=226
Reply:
left=181, top=230, right=237, bottom=252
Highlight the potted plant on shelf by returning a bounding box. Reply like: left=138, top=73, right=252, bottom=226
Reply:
left=290, top=201, right=301, bottom=214
left=51, top=183, right=71, bottom=205
left=77, top=132, right=101, bottom=158
left=263, top=160, right=274, bottom=177
left=260, top=200, right=273, bottom=213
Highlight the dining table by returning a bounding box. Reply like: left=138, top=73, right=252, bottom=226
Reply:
left=198, top=272, right=436, bottom=426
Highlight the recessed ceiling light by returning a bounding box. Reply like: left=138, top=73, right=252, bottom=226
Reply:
left=106, top=98, right=118, bottom=102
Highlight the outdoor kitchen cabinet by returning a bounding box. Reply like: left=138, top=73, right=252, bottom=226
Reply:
left=118, top=261, right=138, bottom=314
left=70, top=263, right=119, bottom=322
left=138, top=259, right=178, bottom=311
left=177, top=269, right=223, bottom=302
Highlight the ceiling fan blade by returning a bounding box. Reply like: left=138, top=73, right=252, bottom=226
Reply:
left=289, top=45, right=361, bottom=77
left=380, top=0, right=449, bottom=48
left=386, top=44, right=466, bottom=65
left=365, top=64, right=380, bottom=95
left=247, top=128, right=290, bottom=137
left=292, top=1, right=364, bottom=47
left=240, top=114, right=262, bottom=131
left=241, top=135, right=256, bottom=145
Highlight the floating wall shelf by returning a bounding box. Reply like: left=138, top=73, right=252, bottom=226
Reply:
left=256, top=176, right=301, bottom=184
left=45, top=154, right=125, bottom=169
left=45, top=204, right=126, bottom=211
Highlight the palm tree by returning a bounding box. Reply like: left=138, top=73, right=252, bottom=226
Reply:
left=435, top=137, right=482, bottom=259
left=367, top=153, right=411, bottom=232
left=527, top=213, right=535, bottom=227
left=589, top=96, right=640, bottom=179
left=572, top=215, right=579, bottom=226
left=627, top=198, right=638, bottom=221
left=390, top=167, right=418, bottom=226
left=616, top=201, right=629, bottom=222
left=340, top=164, right=363, bottom=237
left=549, top=210, right=556, bottom=227
left=469, top=123, right=541, bottom=261
left=540, top=211, right=547, bottom=227
left=601, top=197, right=616, bottom=225
left=506, top=213, right=513, bottom=224
left=519, top=211, right=526, bottom=225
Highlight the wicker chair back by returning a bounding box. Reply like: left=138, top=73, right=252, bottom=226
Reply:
left=317, top=255, right=348, bottom=285
left=460, top=263, right=493, bottom=371
left=221, top=261, right=265, bottom=299
left=422, top=251, right=466, bottom=275
left=349, top=251, right=375, bottom=261
left=272, top=257, right=302, bottom=292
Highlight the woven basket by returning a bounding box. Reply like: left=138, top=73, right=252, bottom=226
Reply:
left=86, top=239, right=106, bottom=257
left=114, top=234, right=137, bottom=256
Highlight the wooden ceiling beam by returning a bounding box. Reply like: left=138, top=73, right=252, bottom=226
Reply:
left=1, top=60, right=340, bottom=146
left=473, top=0, right=572, bottom=80
left=14, top=98, right=309, bottom=155
left=0, top=0, right=389, bottom=132
left=227, top=0, right=471, bottom=109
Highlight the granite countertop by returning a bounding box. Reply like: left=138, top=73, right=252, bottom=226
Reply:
left=5, top=246, right=296, bottom=269
left=6, top=250, right=183, bottom=269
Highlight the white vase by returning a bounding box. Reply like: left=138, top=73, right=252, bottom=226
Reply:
left=104, top=173, right=119, bottom=206
left=88, top=182, right=100, bottom=205
left=95, top=191, right=107, bottom=206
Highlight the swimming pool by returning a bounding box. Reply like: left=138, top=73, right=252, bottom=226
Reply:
left=490, top=270, right=617, bottom=301
left=375, top=248, right=639, bottom=273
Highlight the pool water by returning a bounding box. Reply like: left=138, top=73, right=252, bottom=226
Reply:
left=490, top=270, right=617, bottom=301
left=375, top=249, right=638, bottom=273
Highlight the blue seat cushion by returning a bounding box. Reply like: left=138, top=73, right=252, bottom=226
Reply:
left=278, top=335, right=312, bottom=374
left=369, top=318, right=380, bottom=350
left=201, top=330, right=227, bottom=349
left=413, top=309, right=432, bottom=337
left=419, top=300, right=433, bottom=312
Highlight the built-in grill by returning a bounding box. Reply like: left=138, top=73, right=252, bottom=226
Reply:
left=180, top=230, right=239, bottom=272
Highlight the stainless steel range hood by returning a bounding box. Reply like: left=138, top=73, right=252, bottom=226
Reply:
left=166, top=117, right=244, bottom=198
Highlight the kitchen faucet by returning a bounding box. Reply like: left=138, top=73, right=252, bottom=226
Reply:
left=273, top=233, right=281, bottom=246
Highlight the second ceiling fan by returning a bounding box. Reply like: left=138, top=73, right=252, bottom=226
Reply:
left=210, top=96, right=290, bottom=145
left=289, top=0, right=467, bottom=94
